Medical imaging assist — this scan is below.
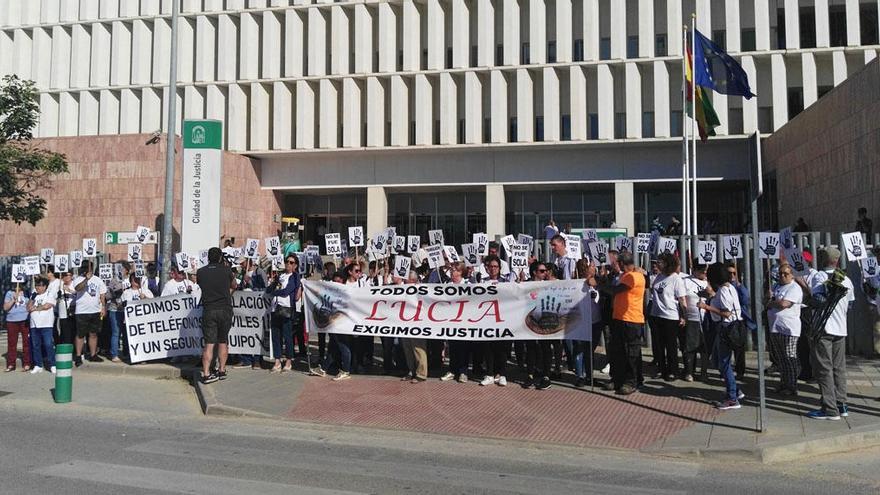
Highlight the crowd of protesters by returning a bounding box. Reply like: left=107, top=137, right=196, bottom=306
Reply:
left=2, top=229, right=867, bottom=421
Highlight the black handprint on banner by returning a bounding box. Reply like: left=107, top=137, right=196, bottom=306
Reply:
left=760, top=236, right=778, bottom=256
left=535, top=295, right=562, bottom=330
left=314, top=293, right=343, bottom=328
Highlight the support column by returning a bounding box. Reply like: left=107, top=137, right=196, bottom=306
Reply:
left=771, top=54, right=787, bottom=131
left=815, top=0, right=830, bottom=48
left=529, top=0, right=546, bottom=64
left=784, top=0, right=800, bottom=49
left=845, top=0, right=861, bottom=46
left=486, top=184, right=506, bottom=239
left=503, top=0, right=520, bottom=65
left=610, top=5, right=625, bottom=59
left=367, top=186, right=388, bottom=237
left=741, top=56, right=758, bottom=133
left=725, top=0, right=741, bottom=52
left=614, top=182, right=635, bottom=235
left=653, top=60, right=669, bottom=137
left=543, top=67, right=560, bottom=141
left=569, top=66, right=586, bottom=140
left=596, top=64, right=613, bottom=139
left=666, top=0, right=682, bottom=56
left=754, top=0, right=770, bottom=51
left=490, top=70, right=508, bottom=142
left=802, top=52, right=817, bottom=108
left=414, top=74, right=432, bottom=145
left=624, top=63, right=641, bottom=138
left=638, top=0, right=654, bottom=58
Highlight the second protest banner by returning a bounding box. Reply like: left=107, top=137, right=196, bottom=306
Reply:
left=303, top=280, right=592, bottom=341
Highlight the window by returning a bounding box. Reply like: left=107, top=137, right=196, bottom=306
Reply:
left=614, top=113, right=625, bottom=139
left=521, top=42, right=531, bottom=64
left=642, top=112, right=655, bottom=138
left=398, top=50, right=403, bottom=71
left=421, top=49, right=428, bottom=70
left=409, top=121, right=415, bottom=145
left=446, top=47, right=453, bottom=68
left=655, top=34, right=667, bottom=56
left=800, top=6, right=817, bottom=48
left=817, top=85, right=833, bottom=100
left=776, top=10, right=786, bottom=49
left=458, top=119, right=465, bottom=144
left=483, top=118, right=491, bottom=142
left=573, top=39, right=584, bottom=61
left=627, top=36, right=638, bottom=58
left=509, top=117, right=518, bottom=141
left=788, top=87, right=804, bottom=120
left=599, top=38, right=611, bottom=60
left=535, top=116, right=544, bottom=141
left=496, top=44, right=504, bottom=65
left=741, top=29, right=756, bottom=51
left=862, top=2, right=879, bottom=45
left=433, top=119, right=440, bottom=144
left=588, top=113, right=598, bottom=139
left=711, top=30, right=726, bottom=51
left=561, top=115, right=571, bottom=141
left=470, top=45, right=477, bottom=67
left=829, top=6, right=847, bottom=47
left=670, top=111, right=682, bottom=137
left=547, top=40, right=557, bottom=63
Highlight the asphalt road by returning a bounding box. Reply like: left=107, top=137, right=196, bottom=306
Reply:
left=1, top=374, right=879, bottom=495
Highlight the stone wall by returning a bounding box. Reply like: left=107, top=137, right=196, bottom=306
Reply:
left=763, top=59, right=880, bottom=238
left=0, top=133, right=281, bottom=260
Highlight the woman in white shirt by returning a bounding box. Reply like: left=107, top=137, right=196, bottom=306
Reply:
left=699, top=268, right=744, bottom=410
left=681, top=263, right=713, bottom=382
left=649, top=253, right=687, bottom=381
left=344, top=262, right=371, bottom=373
left=121, top=275, right=155, bottom=305
left=765, top=263, right=803, bottom=396
left=27, top=277, right=57, bottom=374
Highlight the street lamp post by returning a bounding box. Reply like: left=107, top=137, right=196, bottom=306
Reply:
left=160, top=0, right=180, bottom=286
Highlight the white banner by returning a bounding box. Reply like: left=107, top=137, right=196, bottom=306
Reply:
left=303, top=280, right=592, bottom=341
left=124, top=292, right=271, bottom=363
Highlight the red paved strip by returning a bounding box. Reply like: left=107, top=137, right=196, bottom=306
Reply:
left=287, top=378, right=718, bottom=449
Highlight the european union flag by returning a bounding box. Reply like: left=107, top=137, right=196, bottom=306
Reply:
left=693, top=30, right=755, bottom=99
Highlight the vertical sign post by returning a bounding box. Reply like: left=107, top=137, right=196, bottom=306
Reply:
left=182, top=120, right=224, bottom=255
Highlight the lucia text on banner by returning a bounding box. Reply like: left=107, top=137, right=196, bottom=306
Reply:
left=303, top=279, right=592, bottom=341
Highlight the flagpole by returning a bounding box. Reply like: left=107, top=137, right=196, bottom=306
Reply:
left=681, top=25, right=690, bottom=237
left=691, top=14, right=699, bottom=239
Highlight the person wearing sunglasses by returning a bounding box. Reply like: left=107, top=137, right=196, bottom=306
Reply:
left=522, top=261, right=553, bottom=390
left=765, top=263, right=803, bottom=396
left=266, top=255, right=303, bottom=373
left=344, top=262, right=373, bottom=373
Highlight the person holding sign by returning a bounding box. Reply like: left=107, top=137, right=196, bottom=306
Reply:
left=549, top=235, right=575, bottom=280
left=57, top=271, right=78, bottom=345
left=439, top=262, right=473, bottom=384
left=196, top=248, right=237, bottom=384
left=266, top=254, right=304, bottom=373
left=161, top=265, right=201, bottom=299
left=27, top=277, right=57, bottom=374
left=106, top=262, right=131, bottom=363
left=4, top=281, right=32, bottom=372
left=72, top=261, right=108, bottom=366
left=121, top=275, right=154, bottom=304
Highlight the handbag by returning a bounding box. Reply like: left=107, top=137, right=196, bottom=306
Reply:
left=273, top=305, right=293, bottom=319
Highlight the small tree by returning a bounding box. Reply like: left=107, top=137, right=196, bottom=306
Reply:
left=0, top=75, right=68, bottom=225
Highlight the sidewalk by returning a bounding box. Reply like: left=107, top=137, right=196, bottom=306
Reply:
left=194, top=351, right=880, bottom=463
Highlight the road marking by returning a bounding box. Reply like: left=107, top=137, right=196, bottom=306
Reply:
left=32, top=460, right=367, bottom=495
left=128, top=440, right=688, bottom=495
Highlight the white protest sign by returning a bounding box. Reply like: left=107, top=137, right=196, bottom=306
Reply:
left=23, top=256, right=41, bottom=276
left=370, top=231, right=388, bottom=254
left=425, top=244, right=444, bottom=269
left=348, top=226, right=364, bottom=247
left=303, top=279, right=592, bottom=341
left=615, top=236, right=633, bottom=253
left=325, top=233, right=342, bottom=256
left=461, top=243, right=480, bottom=267
left=53, top=255, right=69, bottom=273
left=69, top=251, right=83, bottom=268
left=264, top=236, right=281, bottom=257
left=199, top=249, right=209, bottom=267
left=244, top=238, right=260, bottom=259
left=722, top=235, right=743, bottom=260
left=393, top=235, right=406, bottom=253
left=588, top=241, right=610, bottom=265
left=134, top=262, right=146, bottom=278
left=499, top=235, right=516, bottom=257
left=517, top=234, right=534, bottom=250
left=841, top=231, right=867, bottom=261
left=697, top=240, right=717, bottom=265
left=786, top=248, right=809, bottom=276
left=271, top=255, right=284, bottom=272
left=82, top=238, right=97, bottom=257
left=581, top=229, right=599, bottom=243
left=649, top=231, right=660, bottom=254
left=124, top=292, right=271, bottom=363
left=135, top=225, right=151, bottom=243
left=114, top=263, right=126, bottom=280
left=393, top=256, right=412, bottom=279
left=127, top=243, right=143, bottom=262
left=656, top=237, right=677, bottom=255
left=443, top=245, right=461, bottom=263
left=758, top=232, right=780, bottom=259
left=175, top=253, right=191, bottom=271
left=862, top=256, right=879, bottom=279
left=40, top=248, right=54, bottom=265
left=407, top=235, right=420, bottom=254
left=509, top=243, right=530, bottom=278
left=565, top=234, right=582, bottom=260
left=384, top=227, right=397, bottom=244
left=99, top=263, right=113, bottom=280
left=473, top=233, right=489, bottom=256
left=306, top=244, right=321, bottom=264
left=11, top=264, right=26, bottom=283
left=779, top=227, right=794, bottom=252
left=636, top=233, right=652, bottom=254
left=428, top=229, right=445, bottom=246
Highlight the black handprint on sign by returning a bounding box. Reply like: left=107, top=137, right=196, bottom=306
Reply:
left=701, top=244, right=714, bottom=263
left=760, top=236, right=778, bottom=256
left=596, top=251, right=607, bottom=264
left=726, top=238, right=740, bottom=258
left=793, top=259, right=805, bottom=273
left=847, top=235, right=863, bottom=258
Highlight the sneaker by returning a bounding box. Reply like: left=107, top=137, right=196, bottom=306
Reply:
left=600, top=364, right=610, bottom=375
left=74, top=357, right=82, bottom=368
left=440, top=372, right=455, bottom=381
left=496, top=376, right=507, bottom=387
left=807, top=409, right=841, bottom=421
left=521, top=376, right=535, bottom=388
left=602, top=381, right=616, bottom=391
left=309, top=367, right=326, bottom=377
left=617, top=384, right=637, bottom=395
left=715, top=399, right=741, bottom=410
left=50, top=366, right=56, bottom=374
left=683, top=374, right=694, bottom=383
left=233, top=363, right=252, bottom=369
left=664, top=374, right=676, bottom=382
left=737, top=390, right=745, bottom=401
left=457, top=373, right=468, bottom=383
left=537, top=377, right=553, bottom=390
left=30, top=366, right=44, bottom=374
left=87, top=354, right=104, bottom=363
left=332, top=371, right=351, bottom=381
left=479, top=375, right=494, bottom=386
left=200, top=373, right=219, bottom=384
left=217, top=370, right=228, bottom=381
left=837, top=404, right=849, bottom=417
left=574, top=377, right=586, bottom=388
left=110, top=357, right=122, bottom=363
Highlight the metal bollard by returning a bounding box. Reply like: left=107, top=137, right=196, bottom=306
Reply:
left=54, top=343, right=73, bottom=403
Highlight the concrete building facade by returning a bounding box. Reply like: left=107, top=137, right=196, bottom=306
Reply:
left=1, top=0, right=879, bottom=248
